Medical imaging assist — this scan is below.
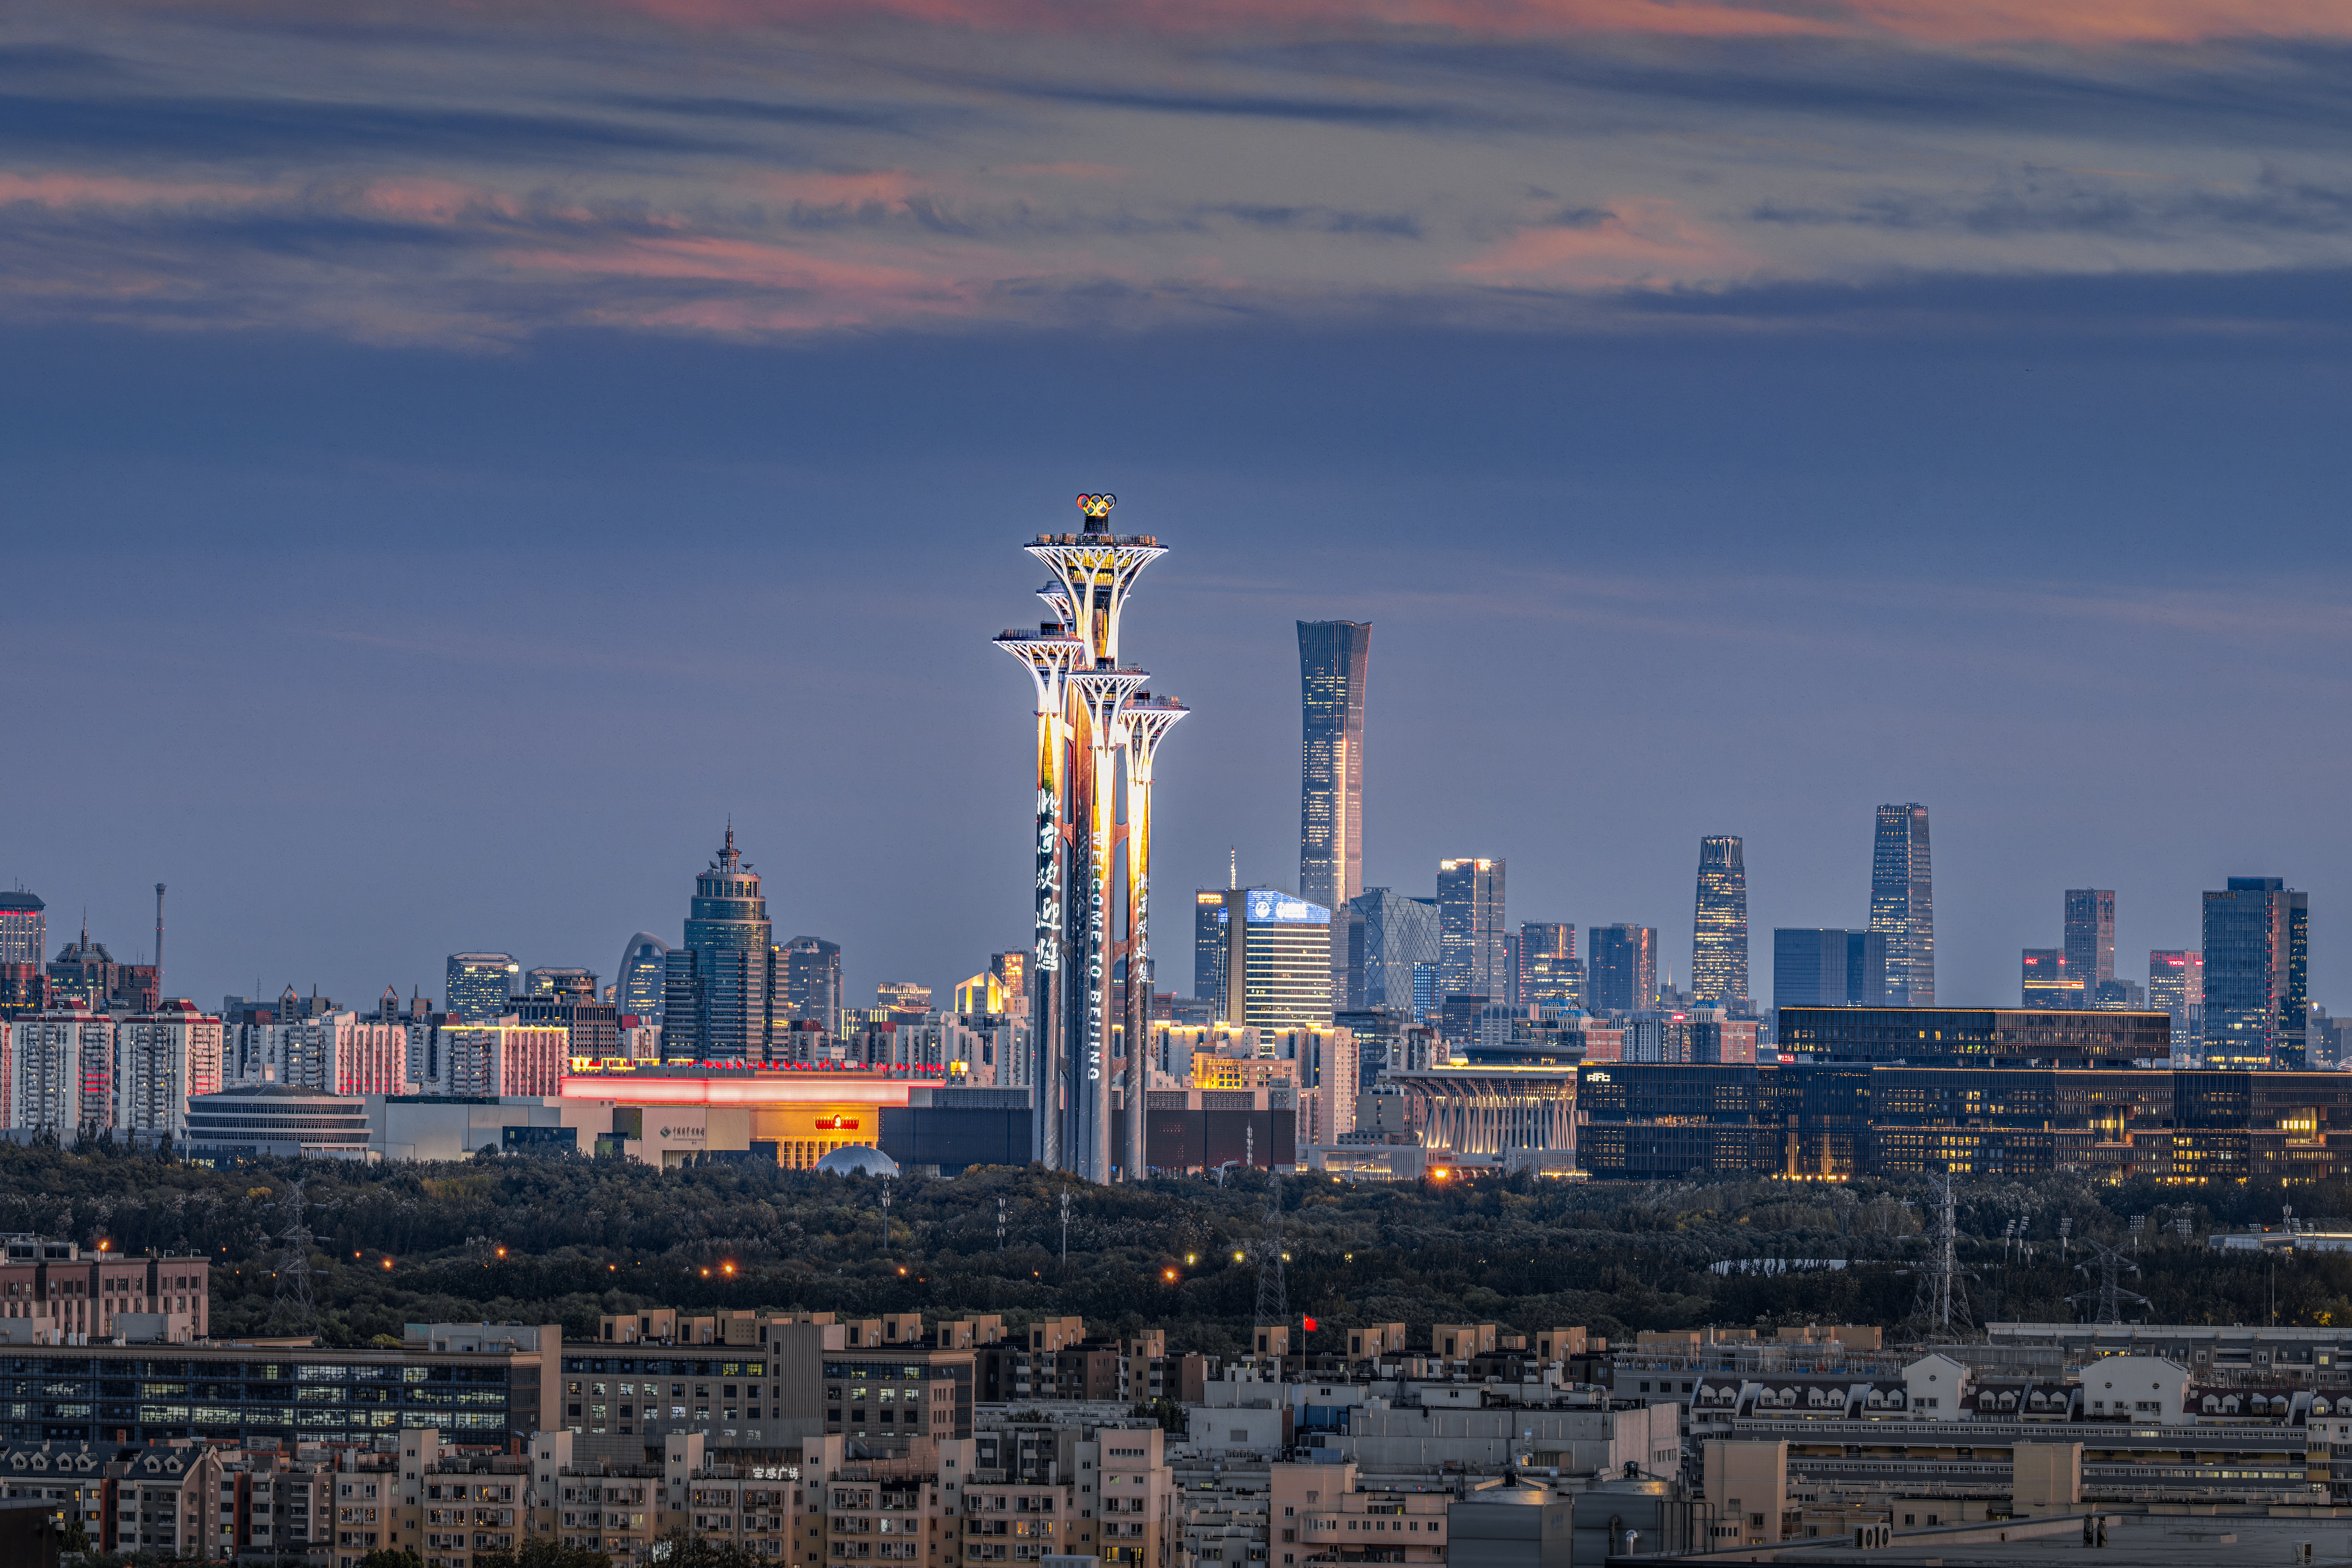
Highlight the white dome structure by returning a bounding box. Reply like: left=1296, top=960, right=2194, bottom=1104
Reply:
left=815, top=1145, right=900, bottom=1177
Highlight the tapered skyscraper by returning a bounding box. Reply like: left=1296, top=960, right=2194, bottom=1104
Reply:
left=1298, top=621, right=1371, bottom=915
left=995, top=494, right=1186, bottom=1182
left=1869, top=803, right=1933, bottom=1004
left=1692, top=836, right=1749, bottom=1011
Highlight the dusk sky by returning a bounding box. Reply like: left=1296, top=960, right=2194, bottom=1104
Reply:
left=9, top=0, right=2352, bottom=1015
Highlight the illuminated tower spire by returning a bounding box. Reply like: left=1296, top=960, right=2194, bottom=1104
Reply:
left=997, top=493, right=1180, bottom=1183
left=1122, top=690, right=1187, bottom=1181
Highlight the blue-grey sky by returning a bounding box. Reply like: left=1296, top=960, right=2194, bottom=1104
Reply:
left=6, top=1, right=2352, bottom=1014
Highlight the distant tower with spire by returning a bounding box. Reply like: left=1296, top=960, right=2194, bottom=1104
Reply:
left=659, top=823, right=777, bottom=1062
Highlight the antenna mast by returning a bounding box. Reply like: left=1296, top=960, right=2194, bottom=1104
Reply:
left=1254, top=1175, right=1287, bottom=1331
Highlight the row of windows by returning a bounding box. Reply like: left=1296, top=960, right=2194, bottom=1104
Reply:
left=564, top=1359, right=764, bottom=1377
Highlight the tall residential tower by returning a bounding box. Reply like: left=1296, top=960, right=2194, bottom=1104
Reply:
left=1692, top=836, right=1749, bottom=1012
left=1869, top=803, right=1933, bottom=1004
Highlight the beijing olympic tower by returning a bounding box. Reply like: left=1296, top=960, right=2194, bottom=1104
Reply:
left=994, top=494, right=1187, bottom=1182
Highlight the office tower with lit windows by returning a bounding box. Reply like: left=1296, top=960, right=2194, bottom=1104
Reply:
left=1348, top=888, right=1440, bottom=1013
left=444, top=953, right=519, bottom=1024
left=2021, top=948, right=2082, bottom=1008
left=1195, top=890, right=1233, bottom=1014
left=1518, top=923, right=1582, bottom=1011
left=522, top=966, right=595, bottom=997
left=993, top=493, right=1186, bottom=1181
left=1411, top=962, right=1440, bottom=1021
left=616, top=932, right=670, bottom=1020
left=1869, top=803, right=1934, bottom=1003
left=2149, top=950, right=2203, bottom=1059
left=1223, top=889, right=1334, bottom=1031
left=1691, top=836, right=1749, bottom=1011
left=779, top=935, right=842, bottom=1036
left=2063, top=889, right=2115, bottom=1005
left=877, top=981, right=932, bottom=1021
left=1437, top=859, right=1507, bottom=1000
left=989, top=950, right=1028, bottom=1022
left=659, top=826, right=775, bottom=1062
left=2202, top=877, right=2307, bottom=1070
left=0, top=891, right=45, bottom=967
left=1588, top=925, right=1659, bottom=1014
left=1771, top=929, right=1886, bottom=1009
left=1297, top=621, right=1370, bottom=916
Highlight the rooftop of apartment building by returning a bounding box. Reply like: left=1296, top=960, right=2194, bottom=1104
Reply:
left=1644, top=1512, right=2352, bottom=1568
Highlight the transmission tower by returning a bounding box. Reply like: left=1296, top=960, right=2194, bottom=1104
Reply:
left=1059, top=1188, right=1072, bottom=1268
left=996, top=1197, right=1007, bottom=1252
left=267, top=1178, right=321, bottom=1335
left=1253, top=1175, right=1287, bottom=1330
left=2067, top=1239, right=2152, bottom=1324
left=1912, top=1168, right=1972, bottom=1334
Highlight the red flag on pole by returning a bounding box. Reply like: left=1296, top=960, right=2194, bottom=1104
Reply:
left=1302, top=1315, right=1318, bottom=1332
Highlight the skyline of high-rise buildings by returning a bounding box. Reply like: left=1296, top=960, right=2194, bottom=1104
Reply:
left=1870, top=802, right=1935, bottom=1004
left=1691, top=836, right=1749, bottom=1011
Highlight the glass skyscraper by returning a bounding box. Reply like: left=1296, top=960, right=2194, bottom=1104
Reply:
left=1588, top=924, right=1658, bottom=1014
left=1194, top=889, right=1234, bottom=1016
left=615, top=931, right=670, bottom=1019
left=2148, top=949, right=2202, bottom=1058
left=1771, top=929, right=1885, bottom=1008
left=1437, top=858, right=1506, bottom=1000
left=1869, top=803, right=1934, bottom=1004
left=1347, top=888, right=1440, bottom=1012
left=779, top=935, right=842, bottom=1036
left=1297, top=622, right=1371, bottom=915
left=2021, top=947, right=2081, bottom=1007
left=2202, top=878, right=2306, bottom=1070
left=1518, top=922, right=1582, bottom=1011
left=2063, top=889, right=2115, bottom=1004
left=661, top=826, right=775, bottom=1061
left=1691, top=836, right=1749, bottom=1011
left=444, top=952, right=518, bottom=1023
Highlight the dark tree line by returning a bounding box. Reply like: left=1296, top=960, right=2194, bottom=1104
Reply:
left=1, top=1141, right=2340, bottom=1349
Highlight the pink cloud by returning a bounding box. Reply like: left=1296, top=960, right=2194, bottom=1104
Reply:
left=1454, top=199, right=1759, bottom=291
left=581, top=0, right=2352, bottom=45
left=0, top=174, right=268, bottom=207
